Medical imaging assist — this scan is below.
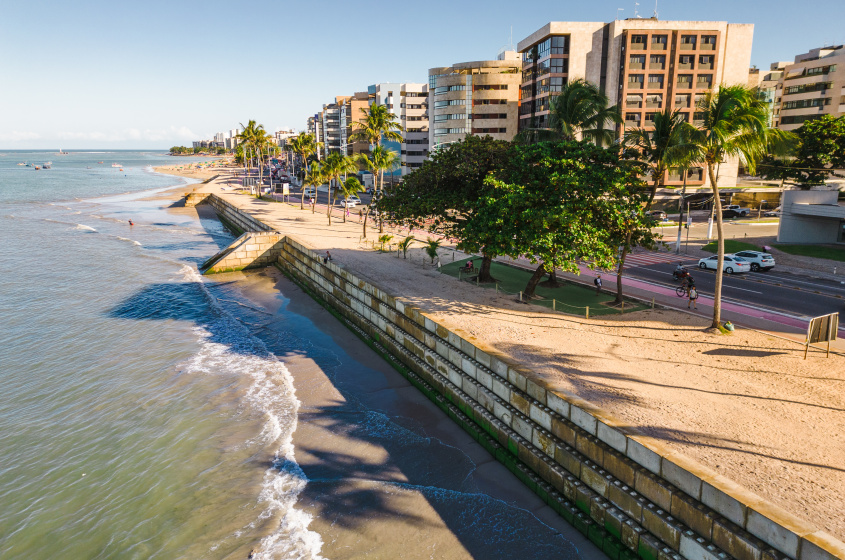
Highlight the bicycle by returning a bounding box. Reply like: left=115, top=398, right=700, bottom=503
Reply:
left=675, top=285, right=688, bottom=297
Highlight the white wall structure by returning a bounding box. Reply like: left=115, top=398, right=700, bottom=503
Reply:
left=777, top=190, right=845, bottom=243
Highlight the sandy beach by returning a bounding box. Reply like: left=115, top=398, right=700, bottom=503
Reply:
left=171, top=177, right=845, bottom=542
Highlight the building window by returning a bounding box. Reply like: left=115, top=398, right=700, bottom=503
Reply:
left=629, top=55, right=645, bottom=70
left=433, top=127, right=467, bottom=136
left=473, top=98, right=508, bottom=106
left=630, top=35, right=646, bottom=49
left=649, top=55, right=665, bottom=70
left=679, top=55, right=694, bottom=70
left=434, top=85, right=466, bottom=95
left=696, top=74, right=713, bottom=88
left=782, top=98, right=831, bottom=110
left=693, top=112, right=706, bottom=124
left=780, top=115, right=821, bottom=125
left=626, top=94, right=643, bottom=108
left=680, top=35, right=697, bottom=50
left=646, top=94, right=662, bottom=108
left=644, top=112, right=657, bottom=123
left=677, top=74, right=693, bottom=88
left=473, top=84, right=508, bottom=91
left=628, top=74, right=644, bottom=89
left=472, top=127, right=508, bottom=134
left=701, top=35, right=717, bottom=50
left=550, top=35, right=569, bottom=55
left=433, top=113, right=467, bottom=122
left=784, top=82, right=832, bottom=95
left=674, top=94, right=691, bottom=107
left=550, top=58, right=567, bottom=73
left=471, top=113, right=508, bottom=120
left=648, top=74, right=664, bottom=89
left=806, top=64, right=836, bottom=76
left=699, top=55, right=713, bottom=70
left=651, top=35, right=667, bottom=50
left=434, top=99, right=466, bottom=108
left=625, top=112, right=642, bottom=124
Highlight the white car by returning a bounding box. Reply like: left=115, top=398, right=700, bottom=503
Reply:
left=698, top=254, right=751, bottom=274
left=302, top=187, right=316, bottom=198
left=733, top=250, right=776, bottom=272
left=340, top=195, right=361, bottom=207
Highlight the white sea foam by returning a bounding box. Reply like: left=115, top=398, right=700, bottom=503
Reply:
left=74, top=224, right=97, bottom=232
left=179, top=266, right=325, bottom=560
left=116, top=236, right=142, bottom=246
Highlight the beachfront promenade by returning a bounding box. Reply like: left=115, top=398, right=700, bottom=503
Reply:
left=184, top=176, right=845, bottom=559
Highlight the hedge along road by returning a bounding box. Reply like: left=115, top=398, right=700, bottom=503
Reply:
left=624, top=258, right=845, bottom=321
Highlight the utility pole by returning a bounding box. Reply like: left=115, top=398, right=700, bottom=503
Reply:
left=675, top=168, right=687, bottom=254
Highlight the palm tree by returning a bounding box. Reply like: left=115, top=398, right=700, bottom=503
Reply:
left=424, top=238, right=441, bottom=264
left=615, top=110, right=696, bottom=302
left=378, top=234, right=393, bottom=252
left=398, top=236, right=415, bottom=259
left=356, top=146, right=400, bottom=234
left=517, top=79, right=622, bottom=146
left=322, top=152, right=358, bottom=225
left=685, top=85, right=789, bottom=328
left=349, top=104, right=404, bottom=149
left=338, top=177, right=365, bottom=223
left=288, top=133, right=322, bottom=210
left=304, top=161, right=325, bottom=214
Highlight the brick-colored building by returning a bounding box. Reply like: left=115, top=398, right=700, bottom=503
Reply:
left=518, top=19, right=754, bottom=188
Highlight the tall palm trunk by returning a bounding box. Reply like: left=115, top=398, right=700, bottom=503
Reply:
left=707, top=161, right=725, bottom=328
left=299, top=154, right=305, bottom=210
left=362, top=208, right=369, bottom=238
left=378, top=169, right=385, bottom=233
left=327, top=179, right=335, bottom=225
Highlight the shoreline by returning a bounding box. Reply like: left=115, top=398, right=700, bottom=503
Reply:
left=181, top=181, right=845, bottom=544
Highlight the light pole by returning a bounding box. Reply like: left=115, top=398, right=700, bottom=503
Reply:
left=675, top=168, right=688, bottom=254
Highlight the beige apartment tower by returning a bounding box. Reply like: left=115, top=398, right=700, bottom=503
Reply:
left=428, top=51, right=521, bottom=149
left=518, top=19, right=754, bottom=188
left=773, top=45, right=845, bottom=131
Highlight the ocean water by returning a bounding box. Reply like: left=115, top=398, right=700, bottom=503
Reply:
left=0, top=151, right=322, bottom=559
left=0, top=151, right=586, bottom=560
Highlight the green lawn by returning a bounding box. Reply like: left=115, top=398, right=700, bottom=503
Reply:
left=774, top=244, right=845, bottom=262
left=440, top=258, right=645, bottom=317
left=701, top=240, right=762, bottom=254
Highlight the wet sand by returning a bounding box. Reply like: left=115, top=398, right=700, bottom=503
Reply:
left=226, top=267, right=603, bottom=559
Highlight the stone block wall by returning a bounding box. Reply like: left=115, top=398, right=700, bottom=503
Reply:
left=193, top=193, right=845, bottom=560
left=202, top=232, right=286, bottom=274
left=276, top=235, right=844, bottom=560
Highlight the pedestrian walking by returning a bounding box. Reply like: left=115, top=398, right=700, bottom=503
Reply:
left=688, top=286, right=699, bottom=309
left=594, top=274, right=602, bottom=295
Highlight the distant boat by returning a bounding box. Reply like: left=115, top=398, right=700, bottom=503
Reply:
left=34, top=166, right=41, bottom=170
left=111, top=163, right=122, bottom=167
left=17, top=162, right=25, bottom=166
left=58, top=148, right=68, bottom=155
left=43, top=163, right=51, bottom=169
left=98, top=161, right=104, bottom=164
left=44, top=161, right=52, bottom=165
left=25, top=163, right=32, bottom=167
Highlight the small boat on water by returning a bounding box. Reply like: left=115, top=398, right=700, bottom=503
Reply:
left=43, top=163, right=51, bottom=169
left=111, top=163, right=122, bottom=167
left=25, top=163, right=32, bottom=167
left=98, top=161, right=104, bottom=164
left=58, top=148, right=68, bottom=155
left=34, top=166, right=41, bottom=170
left=17, top=162, right=25, bottom=166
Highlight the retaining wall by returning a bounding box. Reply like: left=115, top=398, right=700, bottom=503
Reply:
left=201, top=232, right=286, bottom=274
left=196, top=193, right=845, bottom=560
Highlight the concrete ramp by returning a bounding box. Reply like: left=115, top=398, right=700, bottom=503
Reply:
left=200, top=232, right=285, bottom=274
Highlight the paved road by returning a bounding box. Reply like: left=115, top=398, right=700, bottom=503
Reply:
left=624, top=257, right=845, bottom=319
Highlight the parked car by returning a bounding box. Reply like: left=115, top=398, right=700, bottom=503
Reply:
left=340, top=195, right=361, bottom=207
left=722, top=209, right=743, bottom=219
left=763, top=206, right=782, bottom=217
left=648, top=210, right=668, bottom=221
left=303, top=187, right=316, bottom=197
left=733, top=250, right=776, bottom=272
left=725, top=204, right=752, bottom=216
left=698, top=254, right=751, bottom=274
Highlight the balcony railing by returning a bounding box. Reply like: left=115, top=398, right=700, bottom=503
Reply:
left=629, top=63, right=644, bottom=70
left=628, top=82, right=644, bottom=89
left=679, top=43, right=696, bottom=51
left=676, top=82, right=693, bottom=89
left=630, top=43, right=646, bottom=50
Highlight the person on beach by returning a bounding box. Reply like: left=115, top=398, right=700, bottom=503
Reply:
left=324, top=251, right=332, bottom=264
left=688, top=286, right=699, bottom=309
left=128, top=220, right=134, bottom=226
left=594, top=274, right=602, bottom=295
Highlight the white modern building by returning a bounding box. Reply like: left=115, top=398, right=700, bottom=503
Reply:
left=777, top=190, right=845, bottom=243
left=368, top=82, right=430, bottom=176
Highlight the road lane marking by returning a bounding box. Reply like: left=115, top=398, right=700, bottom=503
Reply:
left=724, top=286, right=763, bottom=294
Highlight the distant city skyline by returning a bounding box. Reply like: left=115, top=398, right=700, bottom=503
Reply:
left=1, top=0, right=843, bottom=149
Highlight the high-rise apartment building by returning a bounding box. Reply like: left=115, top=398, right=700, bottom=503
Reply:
left=338, top=92, right=371, bottom=157
left=772, top=45, right=845, bottom=131
left=518, top=19, right=753, bottom=187
left=750, top=62, right=789, bottom=127
left=428, top=52, right=522, bottom=149
left=367, top=82, right=430, bottom=175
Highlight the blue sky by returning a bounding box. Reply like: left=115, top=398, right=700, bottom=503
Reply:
left=1, top=0, right=843, bottom=149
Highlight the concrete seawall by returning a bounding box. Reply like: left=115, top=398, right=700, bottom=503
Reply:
left=195, top=192, right=845, bottom=560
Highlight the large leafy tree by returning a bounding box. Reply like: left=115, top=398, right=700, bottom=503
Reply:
left=322, top=152, right=358, bottom=225
left=466, top=141, right=648, bottom=298
left=378, top=135, right=511, bottom=282
left=686, top=85, right=791, bottom=327
left=517, top=79, right=622, bottom=146
left=761, top=115, right=844, bottom=187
